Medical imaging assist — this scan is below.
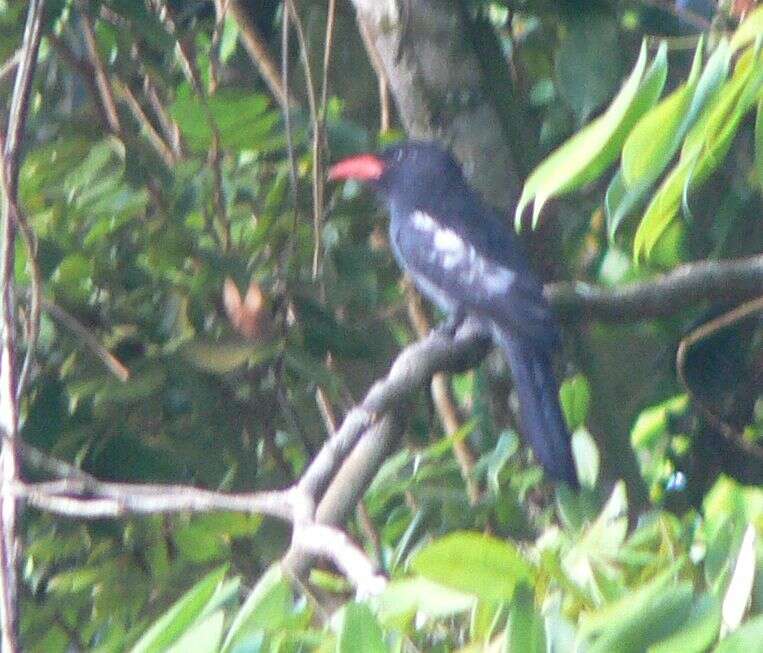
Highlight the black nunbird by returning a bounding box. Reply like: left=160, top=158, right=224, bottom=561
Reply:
left=329, top=140, right=578, bottom=488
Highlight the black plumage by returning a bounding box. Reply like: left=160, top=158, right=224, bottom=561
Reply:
left=329, top=140, right=578, bottom=488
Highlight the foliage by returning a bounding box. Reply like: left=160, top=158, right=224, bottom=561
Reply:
left=3, top=0, right=761, bottom=651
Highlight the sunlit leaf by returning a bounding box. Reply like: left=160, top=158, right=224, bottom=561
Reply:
left=648, top=594, right=721, bottom=653
left=220, top=565, right=292, bottom=653
left=729, top=5, right=763, bottom=52
left=559, top=373, right=591, bottom=430
left=516, top=40, right=667, bottom=229
left=503, top=584, right=546, bottom=653
left=411, top=532, right=534, bottom=602
left=130, top=567, right=228, bottom=653
left=336, top=603, right=386, bottom=653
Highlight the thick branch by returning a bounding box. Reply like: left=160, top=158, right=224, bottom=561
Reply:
left=547, top=254, right=763, bottom=323
left=350, top=0, right=520, bottom=209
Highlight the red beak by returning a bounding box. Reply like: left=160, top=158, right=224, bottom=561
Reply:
left=327, top=153, right=385, bottom=182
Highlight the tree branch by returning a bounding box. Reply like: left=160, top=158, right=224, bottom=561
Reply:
left=547, top=254, right=763, bottom=323
left=0, top=2, right=45, bottom=649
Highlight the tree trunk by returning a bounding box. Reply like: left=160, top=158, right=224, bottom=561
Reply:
left=349, top=0, right=521, bottom=211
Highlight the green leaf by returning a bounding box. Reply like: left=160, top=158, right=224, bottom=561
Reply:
left=622, top=38, right=705, bottom=188
left=572, top=428, right=600, bottom=489
left=502, top=584, right=545, bottom=653
left=715, top=615, right=763, bottom=652
left=170, top=86, right=276, bottom=153
left=516, top=40, right=667, bottom=229
left=634, top=47, right=763, bottom=261
left=130, top=566, right=228, bottom=653
left=411, top=532, right=534, bottom=602
left=179, top=338, right=278, bottom=374
left=729, top=5, right=763, bottom=53
left=336, top=603, right=386, bottom=653
left=648, top=594, right=721, bottom=653
left=220, top=15, right=239, bottom=63
left=631, top=395, right=688, bottom=449
left=587, top=582, right=694, bottom=653
left=377, top=578, right=474, bottom=627
left=563, top=482, right=629, bottom=590
left=610, top=39, right=730, bottom=241
left=721, top=524, right=757, bottom=636
left=559, top=373, right=591, bottom=430
left=220, top=565, right=292, bottom=653
left=165, top=611, right=225, bottom=653
left=63, top=137, right=124, bottom=196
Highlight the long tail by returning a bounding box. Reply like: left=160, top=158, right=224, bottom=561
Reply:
left=492, top=324, right=579, bottom=489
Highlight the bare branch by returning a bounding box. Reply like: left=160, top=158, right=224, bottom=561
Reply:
left=676, top=296, right=763, bottom=461
left=79, top=5, right=122, bottom=135
left=297, top=318, right=490, bottom=502
left=19, top=479, right=298, bottom=522
left=19, top=444, right=98, bottom=483
left=112, top=79, right=178, bottom=168
left=40, top=298, right=130, bottom=382
left=0, top=2, right=45, bottom=649
left=294, top=523, right=386, bottom=597
left=547, top=254, right=763, bottom=323
left=228, top=0, right=295, bottom=108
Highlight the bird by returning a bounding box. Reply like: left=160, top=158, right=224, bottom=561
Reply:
left=328, top=140, right=579, bottom=489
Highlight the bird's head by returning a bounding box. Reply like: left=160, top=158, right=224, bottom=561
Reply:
left=328, top=140, right=464, bottom=204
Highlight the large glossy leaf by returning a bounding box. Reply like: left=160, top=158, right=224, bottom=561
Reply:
left=220, top=565, right=292, bottom=653
left=170, top=85, right=279, bottom=153
left=165, top=611, right=225, bottom=653
left=336, top=603, right=387, bottom=653
left=377, top=577, right=474, bottom=627
left=633, top=47, right=763, bottom=261
left=621, top=38, right=706, bottom=189
left=516, top=41, right=667, bottom=229
left=130, top=566, right=228, bottom=653
left=502, top=584, right=546, bottom=653
left=581, top=571, right=693, bottom=652
left=715, top=615, right=763, bottom=652
left=411, top=531, right=534, bottom=602
left=648, top=594, right=721, bottom=653
left=608, top=39, right=730, bottom=240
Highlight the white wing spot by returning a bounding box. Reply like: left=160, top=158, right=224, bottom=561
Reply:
left=411, top=210, right=437, bottom=231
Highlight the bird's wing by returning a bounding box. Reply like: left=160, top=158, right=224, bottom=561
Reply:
left=392, top=209, right=559, bottom=349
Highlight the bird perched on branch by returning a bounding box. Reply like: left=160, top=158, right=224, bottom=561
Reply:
left=328, top=140, right=578, bottom=489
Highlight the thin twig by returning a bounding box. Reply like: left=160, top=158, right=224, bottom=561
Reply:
left=14, top=216, right=40, bottom=401
left=228, top=0, right=295, bottom=108
left=0, top=2, right=45, bottom=649
left=676, top=296, right=763, bottom=461
left=79, top=4, right=121, bottom=135
left=112, top=79, right=177, bottom=168
left=41, top=298, right=130, bottom=382
left=151, top=0, right=230, bottom=249
left=285, top=0, right=322, bottom=279
left=19, top=443, right=98, bottom=483
left=357, top=19, right=391, bottom=131
left=0, top=52, right=21, bottom=86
